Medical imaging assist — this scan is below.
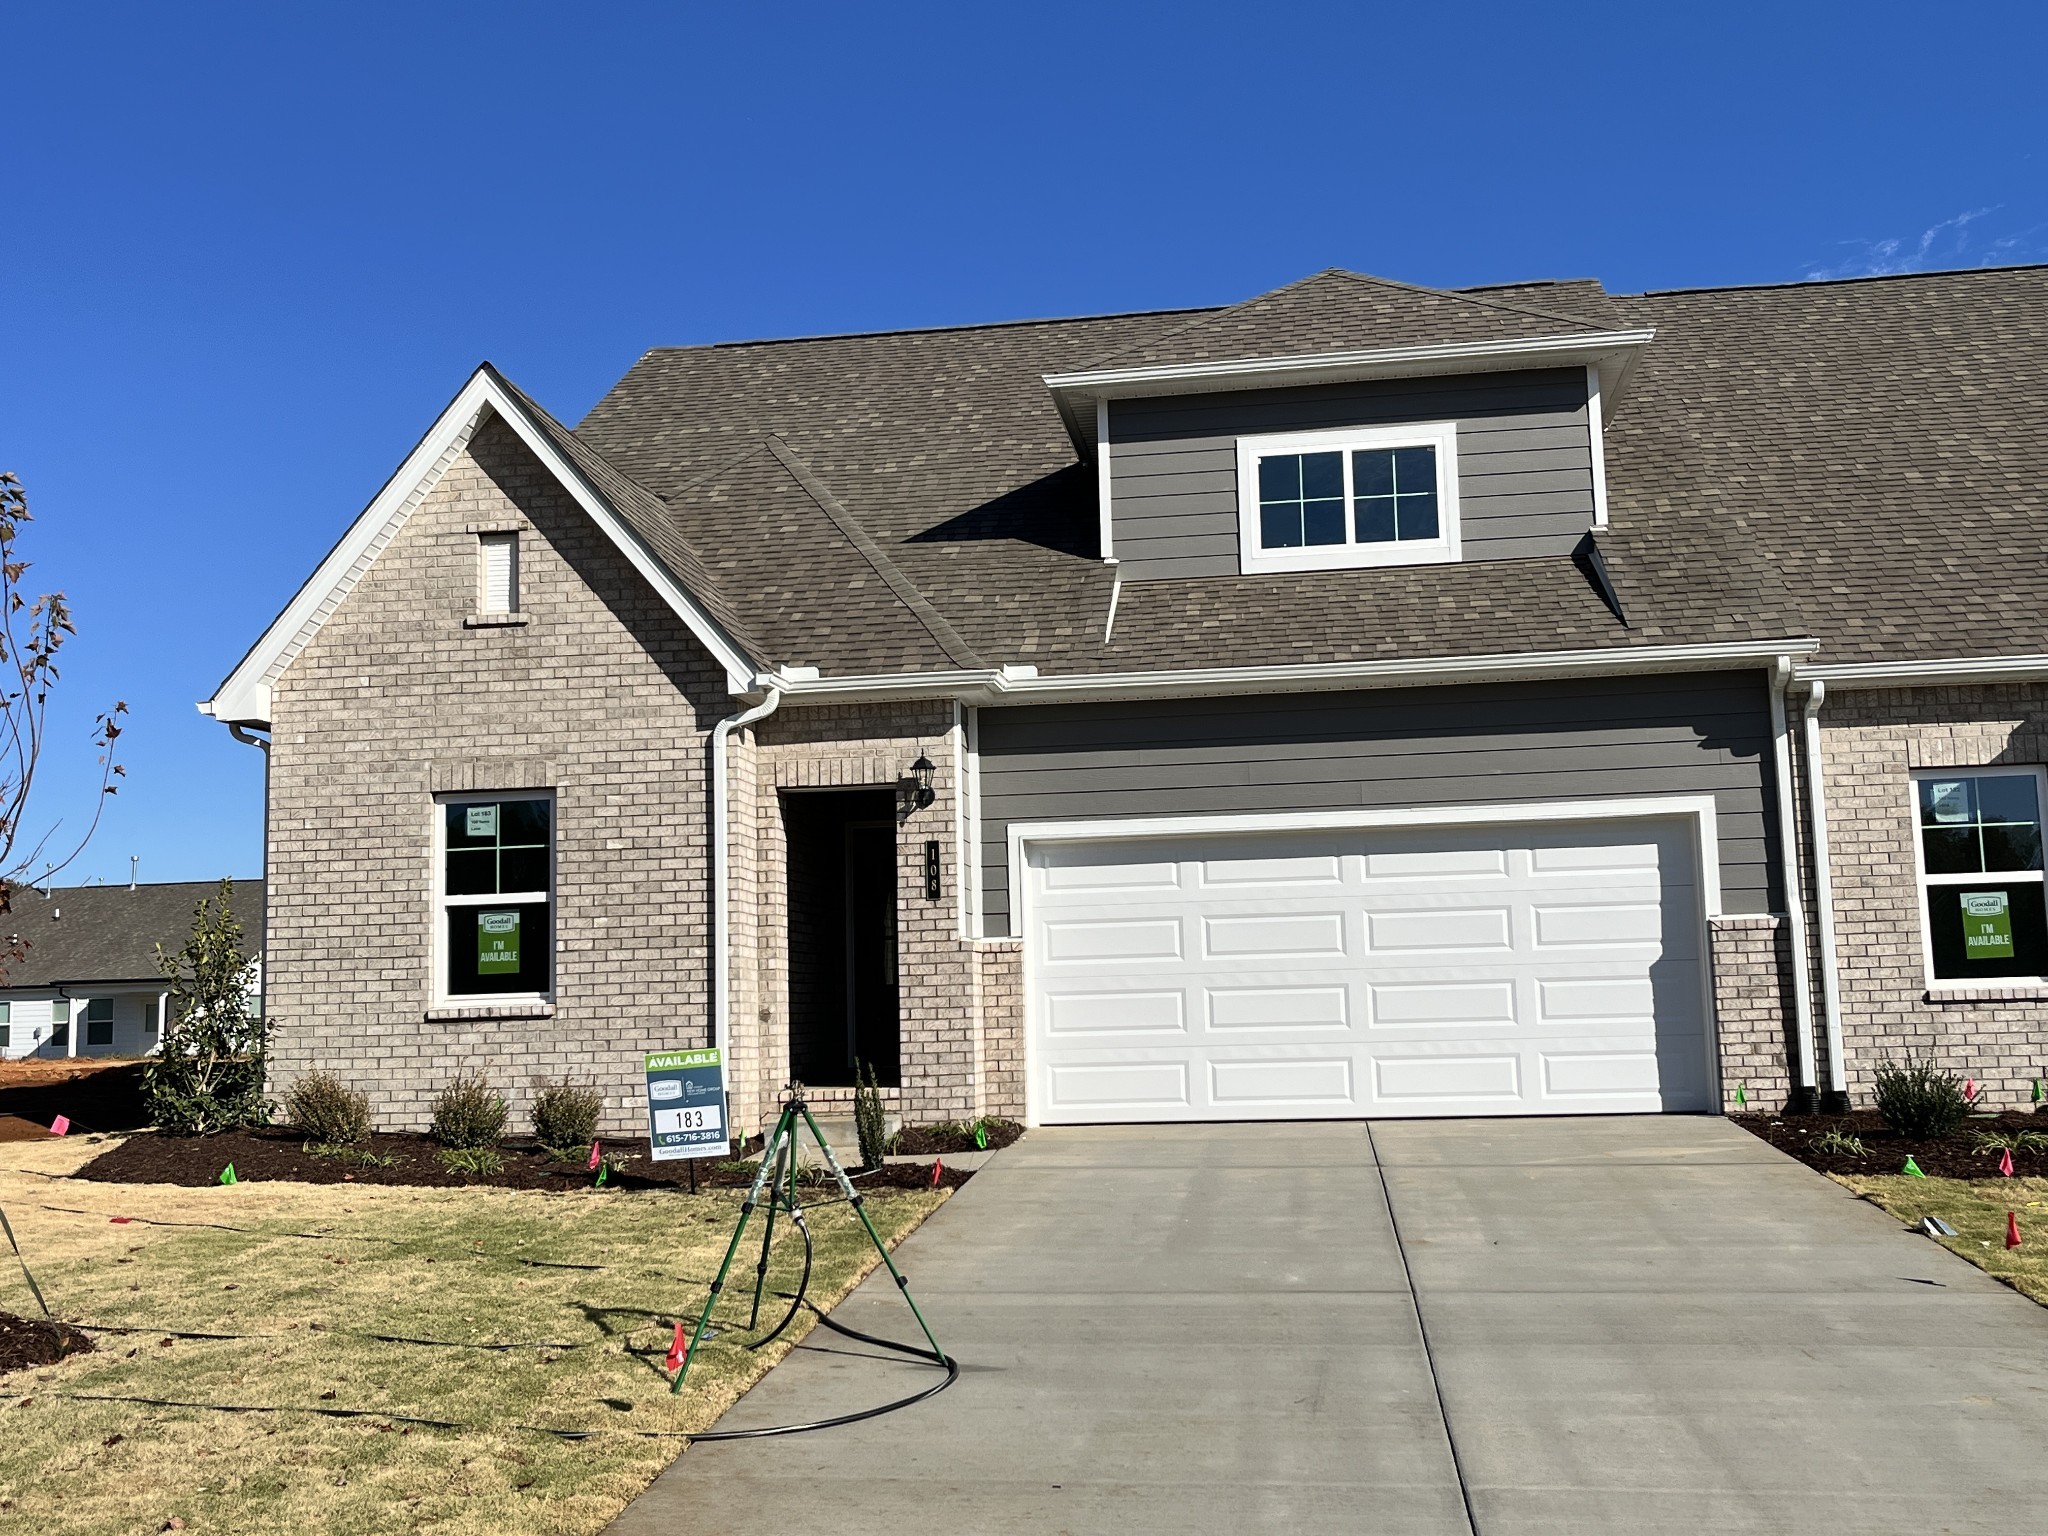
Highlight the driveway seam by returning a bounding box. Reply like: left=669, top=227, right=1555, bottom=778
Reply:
left=1366, top=1119, right=1481, bottom=1536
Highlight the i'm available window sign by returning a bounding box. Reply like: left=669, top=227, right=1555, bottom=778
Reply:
left=646, top=1049, right=727, bottom=1161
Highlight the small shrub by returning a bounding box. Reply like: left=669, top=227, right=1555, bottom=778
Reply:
left=1972, top=1128, right=2048, bottom=1154
left=1812, top=1129, right=1867, bottom=1158
left=853, top=1060, right=890, bottom=1169
left=431, top=1076, right=507, bottom=1149
left=1871, top=1054, right=1973, bottom=1138
left=285, top=1072, right=370, bottom=1146
left=437, top=1145, right=504, bottom=1177
left=531, top=1079, right=602, bottom=1154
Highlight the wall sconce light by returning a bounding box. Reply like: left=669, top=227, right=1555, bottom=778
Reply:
left=907, top=754, right=936, bottom=810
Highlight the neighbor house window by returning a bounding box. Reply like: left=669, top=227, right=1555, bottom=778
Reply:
left=0, top=1000, right=10, bottom=1049
left=479, top=532, right=518, bottom=614
left=1235, top=422, right=1460, bottom=575
left=439, top=794, right=553, bottom=998
left=84, top=997, right=114, bottom=1047
left=1914, top=769, right=2048, bottom=984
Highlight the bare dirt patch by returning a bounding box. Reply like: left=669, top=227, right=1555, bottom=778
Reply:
left=0, top=1059, right=149, bottom=1134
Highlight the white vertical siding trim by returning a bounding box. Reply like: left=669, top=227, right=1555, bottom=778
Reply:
left=1095, top=397, right=1114, bottom=562
left=963, top=705, right=984, bottom=939
left=1585, top=365, right=1610, bottom=530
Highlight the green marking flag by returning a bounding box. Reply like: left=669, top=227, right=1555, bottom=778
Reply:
left=974, top=1120, right=989, bottom=1150
left=1903, top=1155, right=1926, bottom=1178
left=594, top=1162, right=609, bottom=1188
left=2035, top=1077, right=2043, bottom=1105
left=218, top=1164, right=238, bottom=1186
left=1735, top=1084, right=1748, bottom=1108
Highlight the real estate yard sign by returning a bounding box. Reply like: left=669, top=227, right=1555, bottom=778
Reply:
left=646, top=1048, right=727, bottom=1161
left=1961, top=891, right=2016, bottom=960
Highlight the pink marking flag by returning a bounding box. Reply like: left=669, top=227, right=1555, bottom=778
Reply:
left=1965, top=1077, right=1978, bottom=1102
left=47, top=1115, right=69, bottom=1137
left=664, top=1322, right=688, bottom=1373
left=587, top=1140, right=602, bottom=1171
left=109, top=1217, right=132, bottom=1224
left=931, top=1158, right=943, bottom=1188
left=2008, top=1211, right=2024, bottom=1250
left=2002, top=1148, right=2017, bottom=1178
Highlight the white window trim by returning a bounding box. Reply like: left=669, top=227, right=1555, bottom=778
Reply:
left=1907, top=766, right=2048, bottom=990
left=1235, top=420, right=1461, bottom=576
left=432, top=790, right=556, bottom=1007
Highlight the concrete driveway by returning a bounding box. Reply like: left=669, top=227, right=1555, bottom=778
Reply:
left=610, top=1117, right=2048, bottom=1535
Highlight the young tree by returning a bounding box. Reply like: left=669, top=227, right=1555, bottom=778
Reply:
left=0, top=471, right=126, bottom=979
left=145, top=879, right=271, bottom=1134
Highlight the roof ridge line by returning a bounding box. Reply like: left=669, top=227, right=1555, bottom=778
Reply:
left=1328, top=269, right=1607, bottom=332
left=634, top=304, right=1222, bottom=356
left=1072, top=270, right=1340, bottom=370
left=763, top=437, right=986, bottom=671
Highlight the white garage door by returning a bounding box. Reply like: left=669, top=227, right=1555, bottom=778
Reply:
left=1024, top=816, right=1712, bottom=1123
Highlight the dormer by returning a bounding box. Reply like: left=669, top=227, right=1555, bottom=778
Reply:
left=1044, top=270, right=1652, bottom=581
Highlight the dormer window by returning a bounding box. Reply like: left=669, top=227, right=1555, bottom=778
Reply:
left=1235, top=422, right=1460, bottom=575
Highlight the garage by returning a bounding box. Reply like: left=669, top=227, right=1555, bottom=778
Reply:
left=1021, top=810, right=1715, bottom=1122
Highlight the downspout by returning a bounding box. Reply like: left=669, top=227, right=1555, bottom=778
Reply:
left=1802, top=681, right=1851, bottom=1109
left=1768, top=658, right=1820, bottom=1111
left=710, top=687, right=783, bottom=1057
left=226, top=723, right=271, bottom=1034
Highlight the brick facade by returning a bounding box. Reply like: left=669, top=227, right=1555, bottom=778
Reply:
left=267, top=417, right=729, bottom=1135
left=1708, top=915, right=1798, bottom=1112
left=1813, top=683, right=2048, bottom=1109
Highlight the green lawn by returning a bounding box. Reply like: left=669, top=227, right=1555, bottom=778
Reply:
left=0, top=1134, right=946, bottom=1535
left=1836, top=1172, right=2048, bottom=1306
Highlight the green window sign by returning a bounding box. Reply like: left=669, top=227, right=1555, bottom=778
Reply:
left=1961, top=891, right=2015, bottom=959
left=477, top=910, right=521, bottom=973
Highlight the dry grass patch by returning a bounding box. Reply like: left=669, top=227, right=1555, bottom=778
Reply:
left=1836, top=1172, right=2048, bottom=1305
left=0, top=1133, right=946, bottom=1535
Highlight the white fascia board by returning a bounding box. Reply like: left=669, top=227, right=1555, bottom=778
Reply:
left=1795, top=654, right=2048, bottom=689
left=200, top=369, right=757, bottom=726
left=1006, top=793, right=1724, bottom=920
left=757, top=637, right=1820, bottom=709
left=1043, top=329, right=1656, bottom=402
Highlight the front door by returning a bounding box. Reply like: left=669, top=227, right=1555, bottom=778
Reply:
left=782, top=788, right=902, bottom=1086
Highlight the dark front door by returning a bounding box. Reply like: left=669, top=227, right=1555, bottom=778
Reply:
left=783, top=788, right=901, bottom=1086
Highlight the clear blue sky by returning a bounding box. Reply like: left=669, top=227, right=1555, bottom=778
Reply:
left=3, top=1, right=2043, bottom=886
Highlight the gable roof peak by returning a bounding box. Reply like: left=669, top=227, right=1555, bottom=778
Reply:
left=1074, top=265, right=1619, bottom=375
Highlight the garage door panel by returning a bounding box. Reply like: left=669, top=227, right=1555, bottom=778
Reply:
left=1202, top=911, right=1349, bottom=958
left=1027, top=815, right=1712, bottom=1122
left=1368, top=979, right=1519, bottom=1029
left=1205, top=984, right=1352, bottom=1031
left=1044, top=990, right=1188, bottom=1037
left=1366, top=905, right=1514, bottom=952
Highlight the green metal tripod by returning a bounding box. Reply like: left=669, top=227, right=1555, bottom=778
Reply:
left=671, top=1083, right=946, bottom=1393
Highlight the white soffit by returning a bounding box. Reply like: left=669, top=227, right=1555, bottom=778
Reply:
left=200, top=368, right=757, bottom=726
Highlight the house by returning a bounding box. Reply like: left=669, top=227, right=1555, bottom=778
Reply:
left=200, top=265, right=2048, bottom=1137
left=0, top=879, right=264, bottom=1059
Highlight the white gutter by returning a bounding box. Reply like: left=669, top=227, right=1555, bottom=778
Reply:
left=1797, top=653, right=2048, bottom=689
left=709, top=686, right=783, bottom=1055
left=1043, top=329, right=1657, bottom=398
left=1802, top=680, right=1850, bottom=1106
left=1768, top=657, right=1821, bottom=1107
left=748, top=637, right=1822, bottom=709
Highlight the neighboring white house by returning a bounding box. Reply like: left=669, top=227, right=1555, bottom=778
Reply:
left=0, top=879, right=263, bottom=1060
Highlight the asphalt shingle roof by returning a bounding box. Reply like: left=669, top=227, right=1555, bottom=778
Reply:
left=546, top=265, right=2048, bottom=678
left=2, top=881, right=263, bottom=989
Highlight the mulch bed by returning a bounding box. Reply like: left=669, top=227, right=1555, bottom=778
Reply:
left=891, top=1118, right=1024, bottom=1155
left=0, top=1311, right=95, bottom=1372
left=68, top=1127, right=975, bottom=1194
left=1733, top=1109, right=2048, bottom=1180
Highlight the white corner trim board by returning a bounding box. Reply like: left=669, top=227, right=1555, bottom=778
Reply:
left=199, top=367, right=759, bottom=726
left=1767, top=658, right=1821, bottom=1099
left=1005, top=794, right=1725, bottom=924
left=1584, top=364, right=1611, bottom=529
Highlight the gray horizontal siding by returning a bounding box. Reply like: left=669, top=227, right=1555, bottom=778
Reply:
left=974, top=670, right=1780, bottom=934
left=1106, top=368, right=1595, bottom=580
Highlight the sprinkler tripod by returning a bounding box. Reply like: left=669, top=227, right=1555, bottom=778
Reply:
left=670, top=1082, right=953, bottom=1431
